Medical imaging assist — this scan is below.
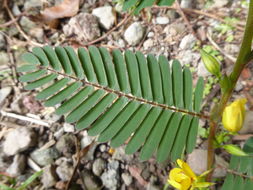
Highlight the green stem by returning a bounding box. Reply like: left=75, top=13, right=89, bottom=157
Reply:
left=206, top=0, right=253, bottom=181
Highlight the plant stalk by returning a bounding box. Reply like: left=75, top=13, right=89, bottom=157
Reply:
left=206, top=0, right=253, bottom=182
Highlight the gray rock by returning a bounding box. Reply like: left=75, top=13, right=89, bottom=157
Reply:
left=42, top=165, right=58, bottom=188
left=63, top=123, right=75, bottom=133
left=56, top=161, right=74, bottom=181
left=197, top=60, right=211, bottom=77
left=92, top=6, right=115, bottom=30
left=240, top=111, right=253, bottom=134
left=6, top=154, right=26, bottom=177
left=101, top=160, right=119, bottom=190
left=3, top=127, right=36, bottom=156
left=0, top=33, right=5, bottom=50
left=124, top=22, right=145, bottom=46
left=156, top=17, right=170, bottom=25
left=81, top=169, right=102, bottom=190
left=179, top=34, right=196, bottom=50
left=211, top=0, right=229, bottom=8
left=0, top=87, right=12, bottom=105
left=112, top=146, right=133, bottom=162
left=99, top=144, right=107, bottom=152
left=92, top=158, right=106, bottom=176
left=19, top=17, right=37, bottom=33
left=30, top=148, right=59, bottom=166
left=80, top=131, right=95, bottom=149
left=56, top=134, right=76, bottom=157
left=63, top=13, right=101, bottom=42
left=187, top=149, right=228, bottom=178
left=143, top=39, right=154, bottom=50
left=177, top=50, right=200, bottom=66
left=180, top=0, right=193, bottom=8
left=24, top=0, right=43, bottom=10
left=0, top=52, right=9, bottom=66
left=235, top=80, right=244, bottom=92
left=121, top=173, right=133, bottom=186
left=224, top=44, right=240, bottom=55
left=30, top=28, right=44, bottom=42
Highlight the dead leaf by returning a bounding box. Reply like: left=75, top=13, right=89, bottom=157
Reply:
left=129, top=166, right=148, bottom=186
left=40, top=0, right=80, bottom=22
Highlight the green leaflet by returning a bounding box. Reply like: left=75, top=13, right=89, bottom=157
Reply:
left=18, top=46, right=205, bottom=162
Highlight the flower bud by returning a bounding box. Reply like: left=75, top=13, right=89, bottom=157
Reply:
left=200, top=50, right=221, bottom=77
left=222, top=98, right=247, bottom=132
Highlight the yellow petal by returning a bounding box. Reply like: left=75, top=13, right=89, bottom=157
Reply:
left=222, top=98, right=247, bottom=133
left=168, top=179, right=182, bottom=190
left=177, top=159, right=197, bottom=180
left=193, top=182, right=215, bottom=188
left=180, top=177, right=192, bottom=190
left=169, top=168, right=184, bottom=182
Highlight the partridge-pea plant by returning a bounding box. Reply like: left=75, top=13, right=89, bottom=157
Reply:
left=17, top=0, right=253, bottom=189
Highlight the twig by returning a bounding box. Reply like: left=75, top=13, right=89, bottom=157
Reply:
left=84, top=13, right=132, bottom=46
left=65, top=141, right=93, bottom=190
left=136, top=28, right=150, bottom=51
left=153, top=6, right=244, bottom=31
left=206, top=32, right=236, bottom=62
left=174, top=1, right=199, bottom=41
left=0, top=12, right=27, bottom=28
left=0, top=110, right=50, bottom=127
left=3, top=0, right=43, bottom=47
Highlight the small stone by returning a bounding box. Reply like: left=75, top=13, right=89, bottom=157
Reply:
left=101, top=160, right=120, bottom=190
left=180, top=0, right=193, bottom=8
left=156, top=17, right=170, bottom=25
left=56, top=161, right=74, bottom=181
left=63, top=13, right=100, bottom=42
left=99, top=144, right=107, bottom=152
left=92, top=158, right=106, bottom=176
left=0, top=87, right=12, bottom=105
left=30, top=148, right=60, bottom=167
left=30, top=27, right=44, bottom=42
left=56, top=134, right=76, bottom=157
left=20, top=17, right=37, bottom=33
left=146, top=183, right=160, bottom=190
left=197, top=60, right=211, bottom=77
left=224, top=44, right=240, bottom=55
left=81, top=169, right=103, bottom=190
left=24, top=0, right=43, bottom=10
left=187, top=149, right=228, bottom=178
left=42, top=165, right=58, bottom=188
left=211, top=0, right=229, bottom=8
left=112, top=146, right=133, bottom=162
left=92, top=6, right=115, bottom=30
left=6, top=154, right=26, bottom=177
left=124, top=22, right=145, bottom=46
left=143, top=39, right=154, bottom=50
left=179, top=34, right=196, bottom=50
left=177, top=50, right=200, bottom=66
left=63, top=123, right=75, bottom=133
left=0, top=33, right=5, bottom=50
left=80, top=131, right=95, bottom=148
left=3, top=127, right=36, bottom=156
left=121, top=173, right=133, bottom=186
left=235, top=80, right=244, bottom=92
left=147, top=32, right=154, bottom=38
left=0, top=52, right=9, bottom=66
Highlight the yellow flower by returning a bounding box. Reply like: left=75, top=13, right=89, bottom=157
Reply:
left=222, top=98, right=247, bottom=132
left=168, top=159, right=214, bottom=190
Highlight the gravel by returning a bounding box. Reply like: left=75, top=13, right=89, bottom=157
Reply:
left=30, top=148, right=60, bottom=167
left=92, top=158, right=106, bottom=176
left=3, top=127, right=37, bottom=156
left=56, top=160, right=74, bottom=181
left=41, top=165, right=58, bottom=188
left=81, top=169, right=103, bottom=190
left=0, top=87, right=12, bottom=106
left=179, top=34, right=196, bottom=50
left=6, top=154, right=26, bottom=177
left=55, top=134, right=76, bottom=157
left=92, top=6, right=116, bottom=30
left=124, top=22, right=145, bottom=46
left=63, top=13, right=101, bottom=42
